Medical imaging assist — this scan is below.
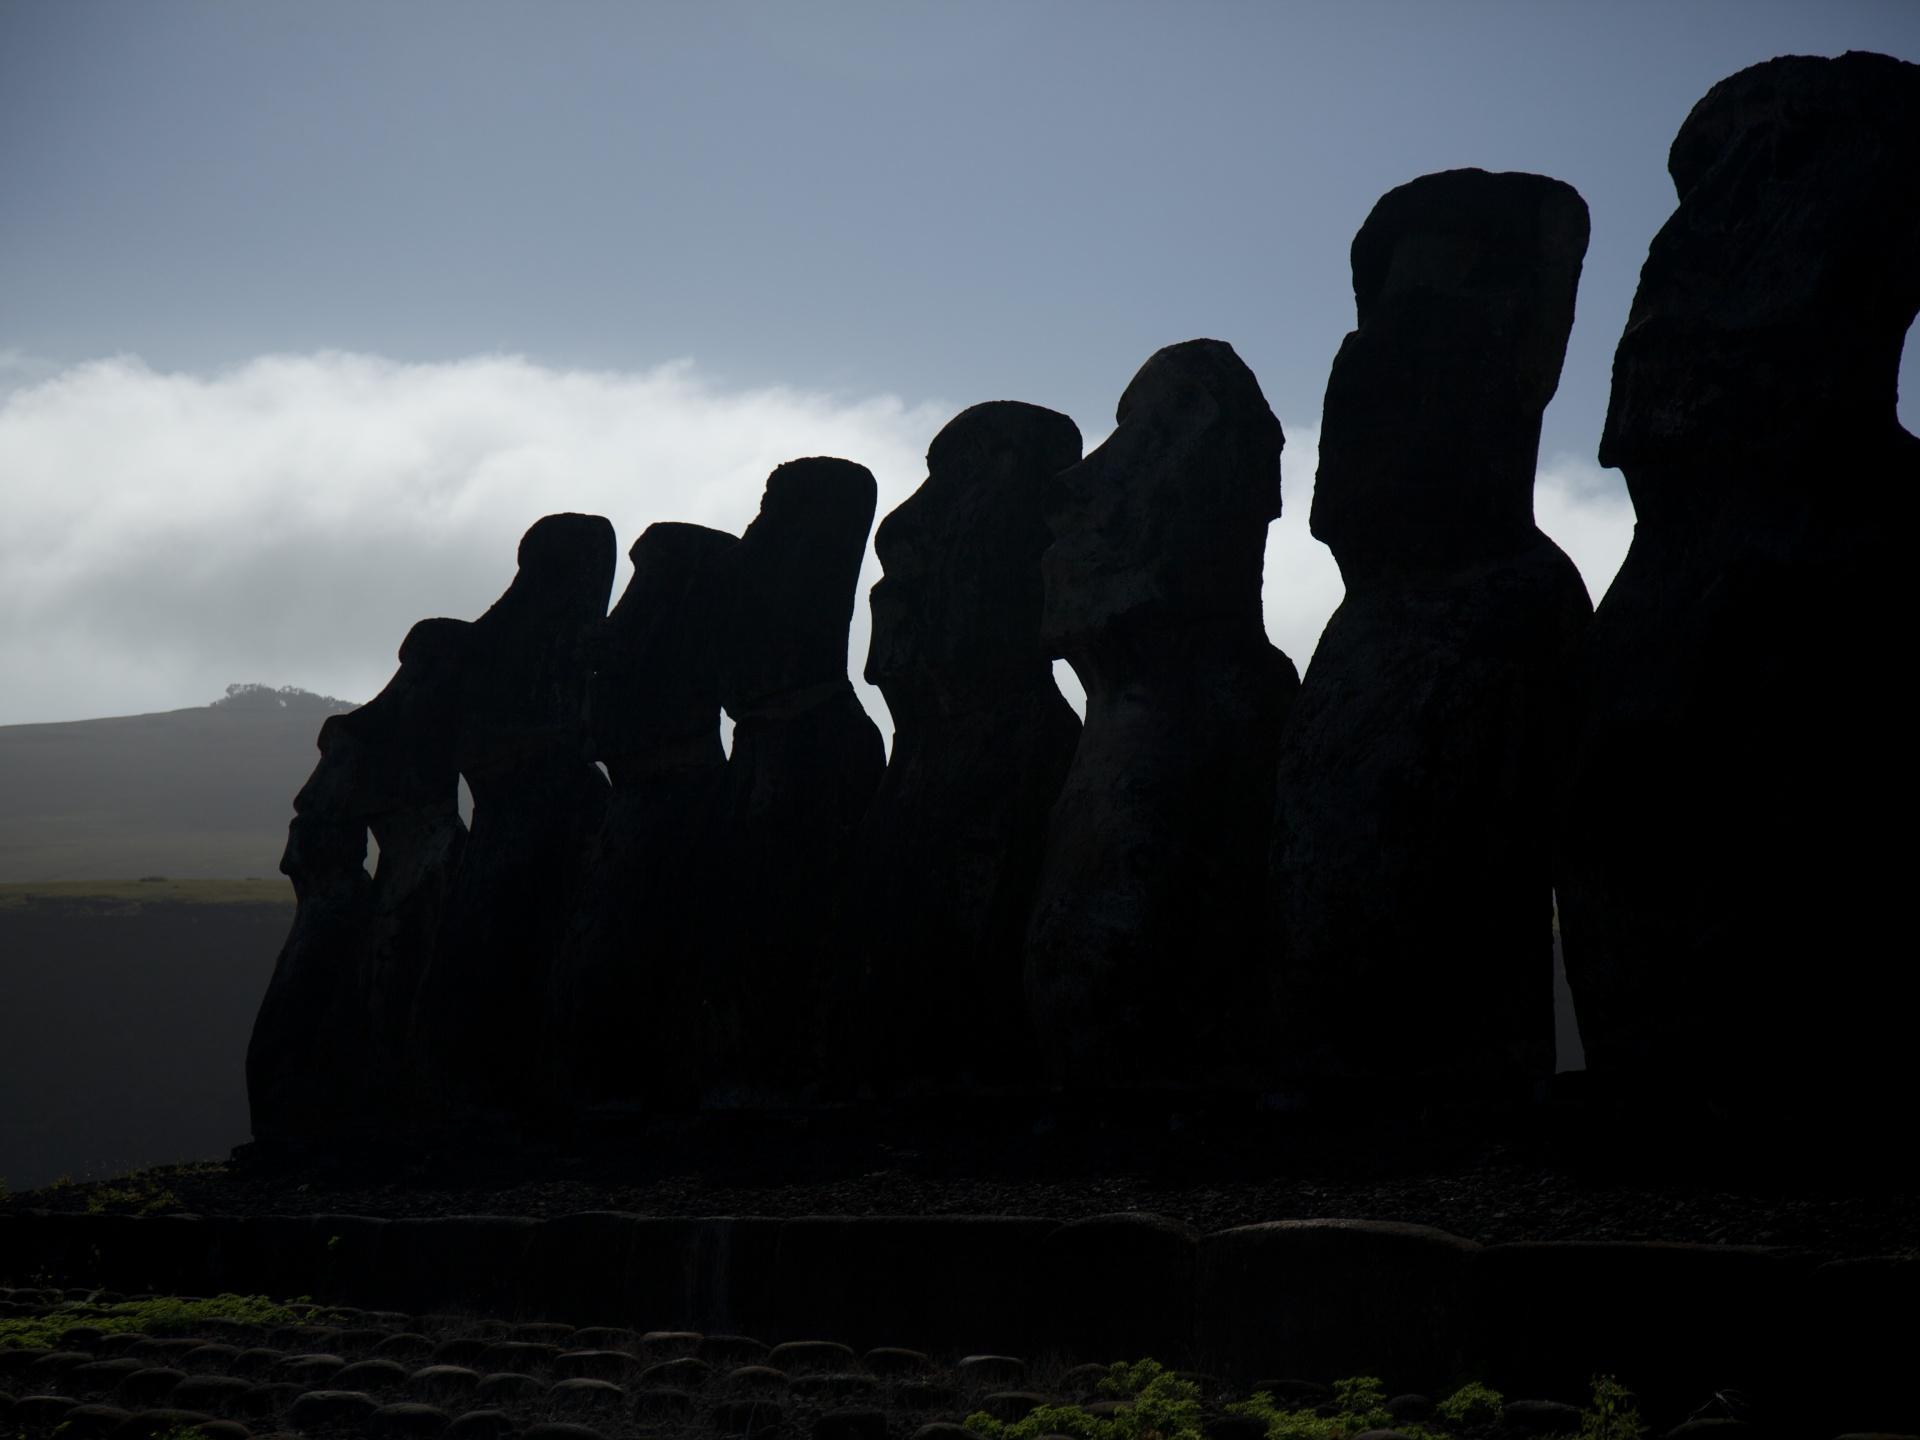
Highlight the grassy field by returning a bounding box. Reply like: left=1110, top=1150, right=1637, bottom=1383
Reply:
left=0, top=876, right=293, bottom=909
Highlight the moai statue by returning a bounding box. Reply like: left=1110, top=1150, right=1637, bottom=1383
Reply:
left=1025, top=340, right=1298, bottom=1095
left=547, top=522, right=738, bottom=1114
left=841, top=402, right=1084, bottom=1097
left=1558, top=53, right=1919, bottom=1123
left=701, top=458, right=885, bottom=1104
left=414, top=513, right=616, bottom=1121
left=247, top=616, right=470, bottom=1147
left=1268, top=168, right=1594, bottom=1093
left=247, top=716, right=376, bottom=1148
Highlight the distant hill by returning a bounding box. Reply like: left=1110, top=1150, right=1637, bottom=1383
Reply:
left=0, top=686, right=353, bottom=883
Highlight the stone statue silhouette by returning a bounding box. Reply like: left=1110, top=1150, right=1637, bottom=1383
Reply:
left=545, top=522, right=737, bottom=1115
left=699, top=459, right=885, bottom=1104
left=248, top=616, right=470, bottom=1148
left=1025, top=340, right=1298, bottom=1095
left=1268, top=168, right=1594, bottom=1093
left=841, top=402, right=1084, bottom=1098
left=1557, top=53, right=1920, bottom=1125
left=412, top=513, right=615, bottom=1126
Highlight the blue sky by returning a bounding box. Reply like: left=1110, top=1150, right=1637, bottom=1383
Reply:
left=1, top=1, right=1915, bottom=725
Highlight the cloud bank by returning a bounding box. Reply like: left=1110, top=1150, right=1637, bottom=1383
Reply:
left=0, top=351, right=1635, bottom=730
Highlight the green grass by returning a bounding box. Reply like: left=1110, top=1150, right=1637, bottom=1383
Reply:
left=0, top=1293, right=319, bottom=1350
left=0, top=876, right=292, bottom=910
left=967, top=1360, right=1647, bottom=1440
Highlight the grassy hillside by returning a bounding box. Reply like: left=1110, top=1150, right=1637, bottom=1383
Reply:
left=0, top=687, right=349, bottom=883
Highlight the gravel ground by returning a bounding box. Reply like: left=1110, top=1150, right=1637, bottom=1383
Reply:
left=10, top=1100, right=1917, bottom=1258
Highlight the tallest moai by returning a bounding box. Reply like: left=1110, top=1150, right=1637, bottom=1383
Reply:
left=1559, top=53, right=1920, bottom=1124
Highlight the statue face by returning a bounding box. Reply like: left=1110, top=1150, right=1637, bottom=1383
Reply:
left=1040, top=342, right=1280, bottom=656
left=866, top=403, right=1078, bottom=713
left=1601, top=55, right=1919, bottom=473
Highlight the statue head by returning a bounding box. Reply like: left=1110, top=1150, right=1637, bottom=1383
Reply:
left=1312, top=168, right=1589, bottom=579
left=867, top=402, right=1081, bottom=722
left=1601, top=52, right=1920, bottom=489
left=1040, top=339, right=1281, bottom=660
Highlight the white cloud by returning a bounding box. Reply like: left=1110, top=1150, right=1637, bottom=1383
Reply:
left=0, top=351, right=946, bottom=727
left=1534, top=450, right=1637, bottom=606
left=0, top=352, right=1637, bottom=733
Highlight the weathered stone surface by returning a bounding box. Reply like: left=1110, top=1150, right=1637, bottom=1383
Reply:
left=841, top=402, right=1083, bottom=1097
left=1557, top=53, right=1920, bottom=1121
left=545, top=522, right=737, bottom=1113
left=1269, top=168, right=1593, bottom=1089
left=699, top=459, right=885, bottom=1103
left=414, top=514, right=616, bottom=1119
left=1025, top=339, right=1298, bottom=1094
left=248, top=614, right=472, bottom=1148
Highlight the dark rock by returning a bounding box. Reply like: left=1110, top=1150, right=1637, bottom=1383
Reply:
left=431, top=1339, right=493, bottom=1368
left=840, top=402, right=1083, bottom=1096
left=29, top=1350, right=93, bottom=1377
left=72, top=1360, right=145, bottom=1388
left=285, top=1388, right=381, bottom=1430
left=861, top=1349, right=928, bottom=1377
left=766, top=1342, right=858, bottom=1376
left=376, top=1401, right=454, bottom=1437
left=1042, top=1213, right=1196, bottom=1366
left=978, top=1392, right=1052, bottom=1422
left=1025, top=339, right=1298, bottom=1094
left=521, top=1427, right=608, bottom=1440
left=414, top=514, right=616, bottom=1120
left=712, top=1397, right=787, bottom=1435
left=893, top=1381, right=957, bottom=1411
left=699, top=1336, right=770, bottom=1367
left=728, top=1366, right=790, bottom=1393
left=700, top=459, right=885, bottom=1103
left=1270, top=168, right=1592, bottom=1091
left=545, top=1377, right=625, bottom=1414
left=473, top=1373, right=541, bottom=1405
left=551, top=1351, right=633, bottom=1382
left=444, top=1410, right=516, bottom=1440
left=115, top=1369, right=185, bottom=1406
left=477, top=1343, right=561, bottom=1375
left=12, top=1394, right=78, bottom=1426
left=911, top=1427, right=981, bottom=1440
left=247, top=616, right=472, bottom=1146
left=409, top=1366, right=482, bottom=1401
left=814, top=1407, right=888, bottom=1440
left=111, top=1409, right=217, bottom=1439
left=640, top=1331, right=704, bottom=1359
left=1383, top=1394, right=1434, bottom=1423
left=181, top=1343, right=243, bottom=1371
left=1558, top=51, right=1920, bottom=1130
left=637, top=1357, right=710, bottom=1390
left=277, top=1354, right=346, bottom=1382
left=955, top=1356, right=1028, bottom=1389
left=510, top=1324, right=573, bottom=1345
left=167, top=1375, right=252, bottom=1413
left=633, top=1387, right=693, bottom=1417
left=336, top=1358, right=411, bottom=1391
left=789, top=1374, right=878, bottom=1402
left=566, top=1329, right=639, bottom=1352
left=54, top=1403, right=130, bottom=1438
left=231, top=1349, right=285, bottom=1378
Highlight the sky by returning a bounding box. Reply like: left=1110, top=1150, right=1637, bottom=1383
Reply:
left=1, top=0, right=1915, bottom=729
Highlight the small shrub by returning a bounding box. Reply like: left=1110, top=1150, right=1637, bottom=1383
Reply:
left=1435, top=1380, right=1503, bottom=1425
left=1577, top=1374, right=1645, bottom=1440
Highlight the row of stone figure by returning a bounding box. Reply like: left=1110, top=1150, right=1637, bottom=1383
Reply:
left=248, top=51, right=1918, bottom=1146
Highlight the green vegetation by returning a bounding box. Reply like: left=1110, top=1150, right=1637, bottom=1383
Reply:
left=0, top=1292, right=314, bottom=1351
left=0, top=877, right=292, bottom=910
left=1574, top=1375, right=1645, bottom=1439
left=968, top=1360, right=1644, bottom=1440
